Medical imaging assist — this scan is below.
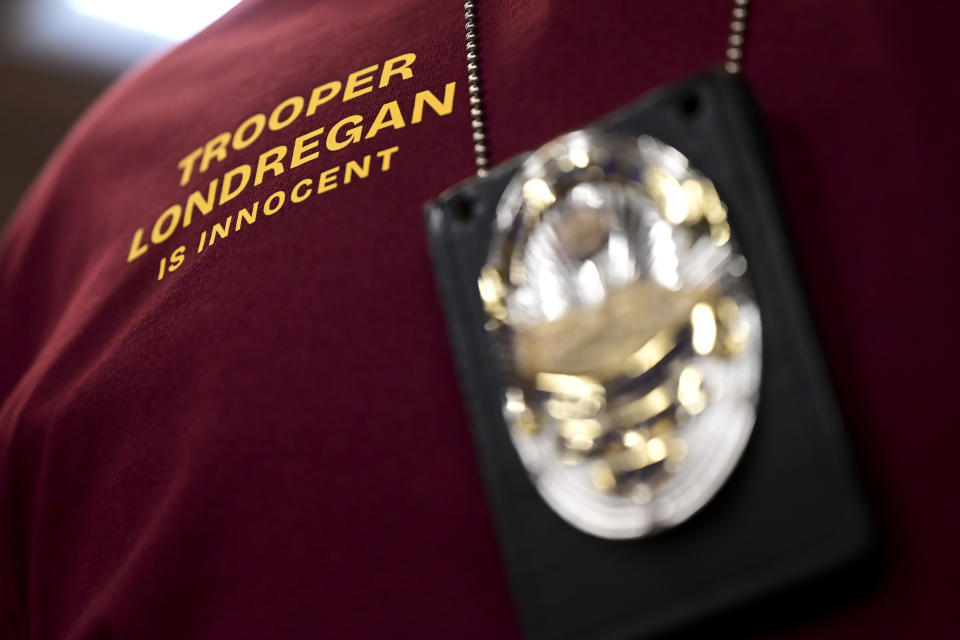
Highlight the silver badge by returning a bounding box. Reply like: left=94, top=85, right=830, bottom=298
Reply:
left=478, top=131, right=762, bottom=539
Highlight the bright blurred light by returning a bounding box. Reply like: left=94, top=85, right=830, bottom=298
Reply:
left=66, top=0, right=241, bottom=42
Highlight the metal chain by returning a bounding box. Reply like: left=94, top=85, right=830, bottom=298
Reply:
left=463, top=0, right=751, bottom=177
left=725, top=0, right=751, bottom=73
left=463, top=1, right=489, bottom=176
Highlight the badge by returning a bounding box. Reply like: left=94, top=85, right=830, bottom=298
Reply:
left=424, top=4, right=873, bottom=636
left=476, top=131, right=761, bottom=538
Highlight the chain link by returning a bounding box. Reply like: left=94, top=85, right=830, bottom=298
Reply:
left=464, top=0, right=751, bottom=177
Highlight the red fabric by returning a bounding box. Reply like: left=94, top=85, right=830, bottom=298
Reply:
left=1, top=0, right=957, bottom=637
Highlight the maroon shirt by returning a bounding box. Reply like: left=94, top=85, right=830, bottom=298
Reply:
left=1, top=0, right=958, bottom=637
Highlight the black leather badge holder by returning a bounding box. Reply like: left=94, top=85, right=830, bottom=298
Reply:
left=424, top=71, right=874, bottom=640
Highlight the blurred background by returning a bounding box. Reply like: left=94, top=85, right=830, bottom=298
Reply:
left=0, top=0, right=239, bottom=230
